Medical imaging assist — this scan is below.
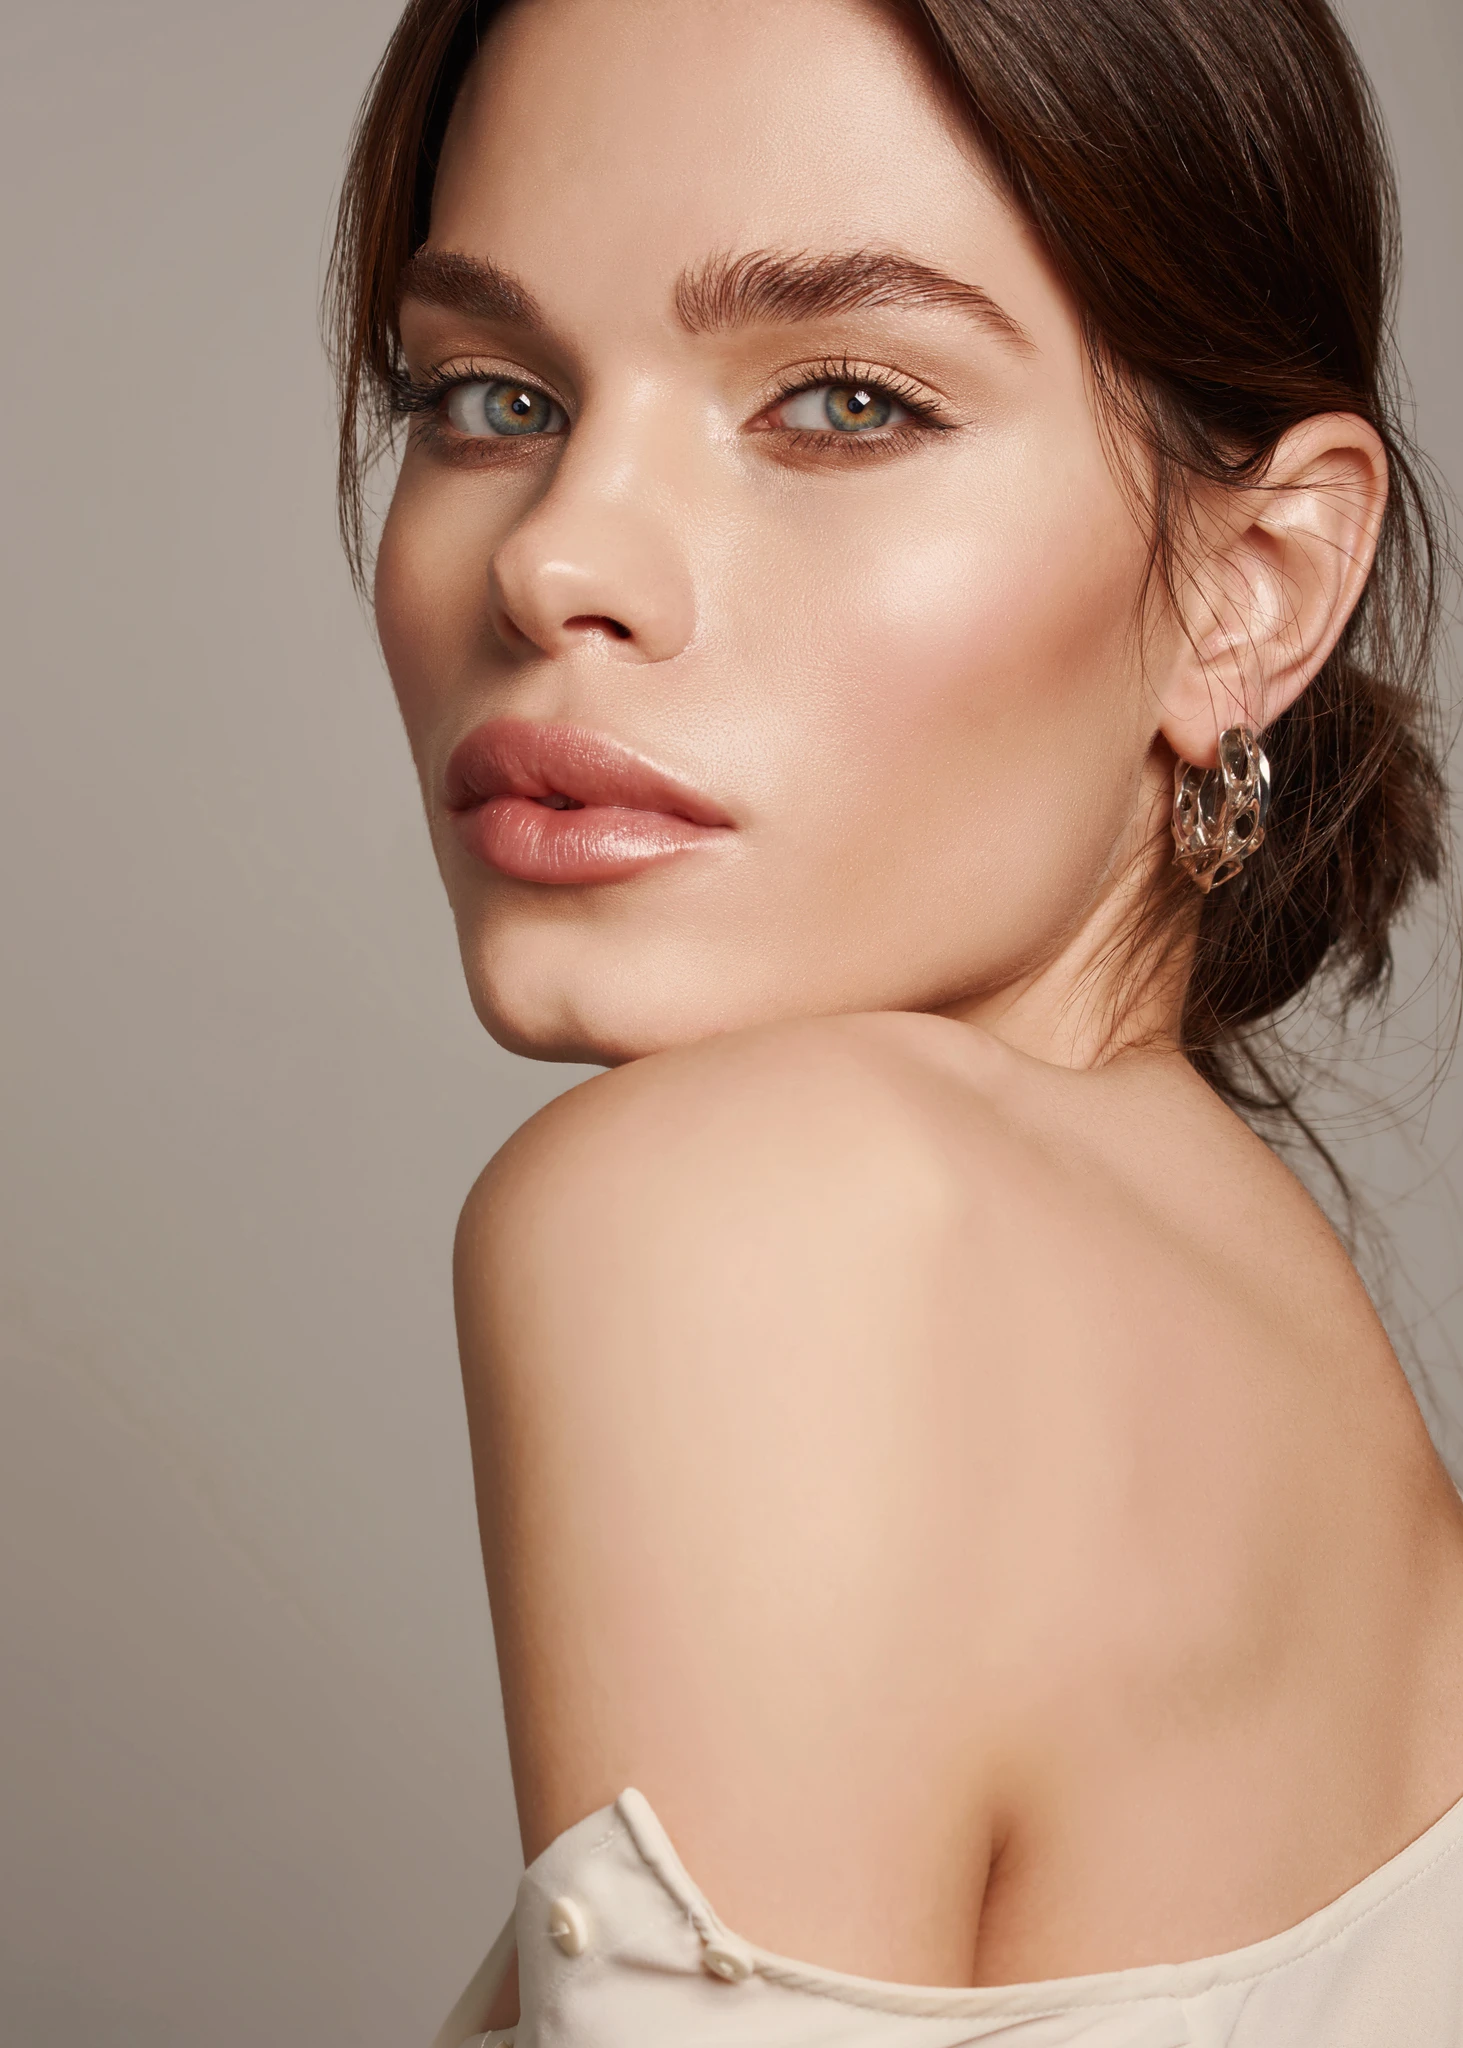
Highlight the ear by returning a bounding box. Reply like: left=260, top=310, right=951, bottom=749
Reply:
left=1155, top=413, right=1389, bottom=770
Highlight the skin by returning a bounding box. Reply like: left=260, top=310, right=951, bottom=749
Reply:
left=372, top=0, right=1463, bottom=2015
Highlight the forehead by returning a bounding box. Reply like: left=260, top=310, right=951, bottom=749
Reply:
left=429, top=0, right=1038, bottom=321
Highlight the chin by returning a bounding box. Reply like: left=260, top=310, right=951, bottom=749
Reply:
left=457, top=920, right=747, bottom=1068
left=469, top=987, right=637, bottom=1067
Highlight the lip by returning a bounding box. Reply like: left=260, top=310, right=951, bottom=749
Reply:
left=444, top=719, right=734, bottom=885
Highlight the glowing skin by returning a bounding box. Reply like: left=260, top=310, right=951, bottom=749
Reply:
left=378, top=0, right=1181, bottom=1065
left=372, top=0, right=1463, bottom=2019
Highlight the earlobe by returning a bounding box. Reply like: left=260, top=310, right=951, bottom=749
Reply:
left=1156, top=412, right=1389, bottom=769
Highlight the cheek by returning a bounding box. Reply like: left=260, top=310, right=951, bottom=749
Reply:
left=374, top=467, right=490, bottom=751
left=741, top=438, right=1150, bottom=830
left=705, top=429, right=1156, bottom=999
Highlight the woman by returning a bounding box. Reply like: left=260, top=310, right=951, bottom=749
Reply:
left=328, top=0, right=1463, bottom=2039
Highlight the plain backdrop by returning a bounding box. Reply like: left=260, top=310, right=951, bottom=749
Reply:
left=1, top=2, right=1459, bottom=2043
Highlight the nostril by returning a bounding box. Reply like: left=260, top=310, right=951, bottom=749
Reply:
left=565, top=614, right=632, bottom=641
left=495, top=609, right=536, bottom=649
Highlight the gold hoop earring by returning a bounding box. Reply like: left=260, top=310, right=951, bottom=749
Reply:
left=1172, top=725, right=1271, bottom=892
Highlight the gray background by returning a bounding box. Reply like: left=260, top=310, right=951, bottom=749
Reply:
left=1, top=3, right=1458, bottom=2043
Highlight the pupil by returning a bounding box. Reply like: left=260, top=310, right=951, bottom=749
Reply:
left=849, top=390, right=872, bottom=413
left=510, top=392, right=532, bottom=415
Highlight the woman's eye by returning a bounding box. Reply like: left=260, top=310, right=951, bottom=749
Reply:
left=443, top=379, right=566, bottom=438
left=774, top=382, right=911, bottom=434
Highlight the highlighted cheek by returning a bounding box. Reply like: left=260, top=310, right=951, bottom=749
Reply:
left=375, top=495, right=490, bottom=726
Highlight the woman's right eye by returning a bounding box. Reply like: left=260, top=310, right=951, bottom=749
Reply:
left=444, top=379, right=567, bottom=438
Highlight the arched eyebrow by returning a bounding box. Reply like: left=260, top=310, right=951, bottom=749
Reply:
left=675, top=247, right=1035, bottom=352
left=397, top=248, right=545, bottom=327
left=397, top=244, right=1034, bottom=353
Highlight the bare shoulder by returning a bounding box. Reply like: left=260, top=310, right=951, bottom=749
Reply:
left=454, top=1014, right=1463, bottom=1986
left=457, top=1007, right=1149, bottom=1318
left=455, top=1013, right=1038, bottom=1543
left=455, top=1004, right=1426, bottom=1604
left=461, top=1007, right=1006, bottom=1245
left=457, top=1006, right=1380, bottom=1466
left=455, top=1011, right=1106, bottom=1465
left=454, top=1016, right=1144, bottom=1972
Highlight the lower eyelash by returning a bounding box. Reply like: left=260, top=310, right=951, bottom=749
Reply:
left=778, top=424, right=936, bottom=458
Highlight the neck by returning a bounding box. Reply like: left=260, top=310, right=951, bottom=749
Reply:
left=939, top=778, right=1200, bottom=1072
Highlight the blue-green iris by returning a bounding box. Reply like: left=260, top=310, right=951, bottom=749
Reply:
left=452, top=379, right=559, bottom=436
left=824, top=386, right=893, bottom=431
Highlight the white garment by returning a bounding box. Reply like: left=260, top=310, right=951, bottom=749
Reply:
left=433, top=1781, right=1463, bottom=2046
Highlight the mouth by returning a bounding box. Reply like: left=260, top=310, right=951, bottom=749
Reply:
left=443, top=719, right=734, bottom=885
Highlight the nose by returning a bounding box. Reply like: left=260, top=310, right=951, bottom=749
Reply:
left=487, top=420, right=696, bottom=665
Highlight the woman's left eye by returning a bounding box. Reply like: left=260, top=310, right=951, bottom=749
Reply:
left=444, top=378, right=567, bottom=438
left=773, top=382, right=911, bottom=434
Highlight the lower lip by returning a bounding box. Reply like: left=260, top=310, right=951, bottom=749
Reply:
left=454, top=795, right=725, bottom=885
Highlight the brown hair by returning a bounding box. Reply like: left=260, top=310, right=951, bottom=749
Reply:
left=327, top=0, right=1454, bottom=1138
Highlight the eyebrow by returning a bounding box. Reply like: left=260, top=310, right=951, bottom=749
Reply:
left=397, top=248, right=546, bottom=328
left=675, top=247, right=1034, bottom=351
left=397, top=244, right=1033, bottom=353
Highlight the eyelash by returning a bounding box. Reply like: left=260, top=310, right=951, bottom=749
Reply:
left=390, top=364, right=472, bottom=416
left=388, top=364, right=496, bottom=432
left=388, top=356, right=952, bottom=457
left=762, top=356, right=951, bottom=454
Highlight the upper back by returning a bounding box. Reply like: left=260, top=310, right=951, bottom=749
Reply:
left=456, top=1010, right=1463, bottom=1987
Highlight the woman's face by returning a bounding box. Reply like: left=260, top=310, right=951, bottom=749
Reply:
left=376, top=0, right=1169, bottom=1064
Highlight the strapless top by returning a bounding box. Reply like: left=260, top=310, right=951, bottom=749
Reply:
left=432, top=1780, right=1463, bottom=2046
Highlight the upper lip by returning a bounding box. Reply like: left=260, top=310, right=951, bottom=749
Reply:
left=444, top=719, right=732, bottom=827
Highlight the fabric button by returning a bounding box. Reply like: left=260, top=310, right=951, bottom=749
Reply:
left=702, top=1934, right=755, bottom=1982
left=548, top=1895, right=590, bottom=1956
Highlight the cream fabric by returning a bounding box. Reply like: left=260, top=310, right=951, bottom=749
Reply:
left=433, top=1783, right=1463, bottom=2046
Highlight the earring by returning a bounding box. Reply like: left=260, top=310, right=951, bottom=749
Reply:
left=1172, top=725, right=1271, bottom=892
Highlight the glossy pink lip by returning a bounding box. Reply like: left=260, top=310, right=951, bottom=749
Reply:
left=444, top=719, right=733, bottom=885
